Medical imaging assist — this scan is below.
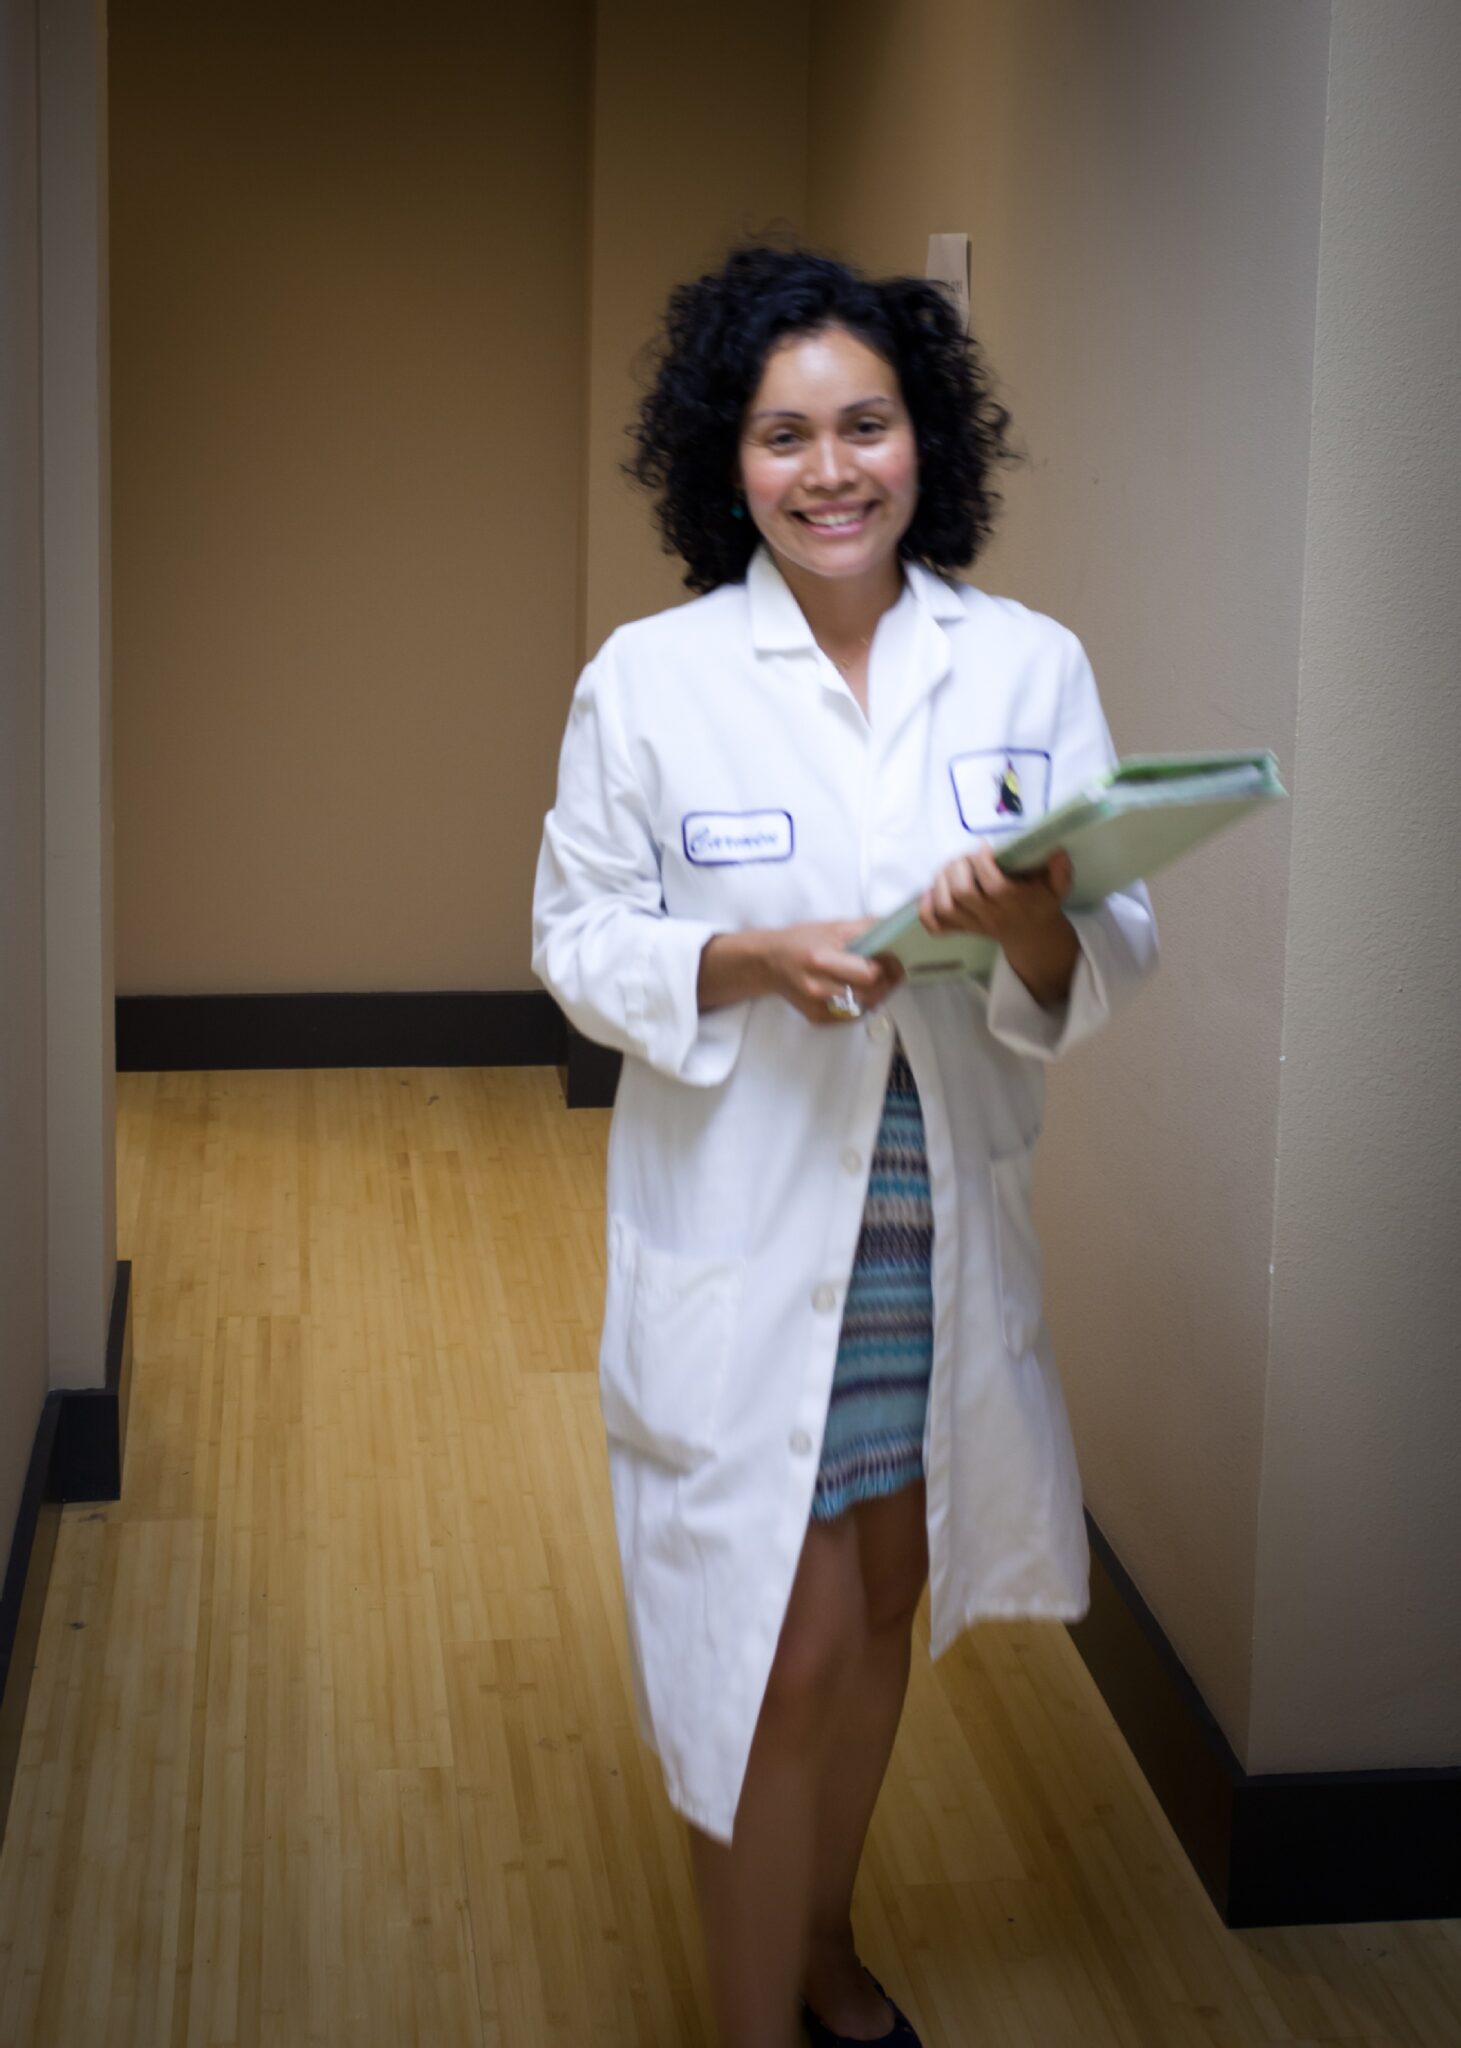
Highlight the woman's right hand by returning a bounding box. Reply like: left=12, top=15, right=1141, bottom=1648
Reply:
left=699, top=922, right=902, bottom=1025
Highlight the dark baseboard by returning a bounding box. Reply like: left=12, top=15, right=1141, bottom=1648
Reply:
left=52, top=1259, right=132, bottom=1503
left=116, top=990, right=566, bottom=1072
left=0, top=1398, right=60, bottom=1846
left=0, top=1259, right=131, bottom=1848
left=563, top=1024, right=622, bottom=1109
left=1071, top=1512, right=1461, bottom=1926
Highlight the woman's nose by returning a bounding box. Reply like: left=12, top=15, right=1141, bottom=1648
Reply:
left=807, top=434, right=855, bottom=489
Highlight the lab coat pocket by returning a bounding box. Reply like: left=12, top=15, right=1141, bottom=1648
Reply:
left=991, top=1142, right=1044, bottom=1357
left=600, top=1217, right=744, bottom=1470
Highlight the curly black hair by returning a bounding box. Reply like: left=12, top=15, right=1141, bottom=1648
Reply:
left=627, top=243, right=1016, bottom=595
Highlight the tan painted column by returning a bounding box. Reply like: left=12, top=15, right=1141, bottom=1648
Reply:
left=1248, top=0, right=1461, bottom=1773
left=582, top=0, right=812, bottom=660
left=39, top=0, right=116, bottom=1391
left=1, top=0, right=52, bottom=1549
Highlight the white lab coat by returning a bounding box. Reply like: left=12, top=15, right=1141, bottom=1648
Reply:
left=532, top=546, right=1157, bottom=1842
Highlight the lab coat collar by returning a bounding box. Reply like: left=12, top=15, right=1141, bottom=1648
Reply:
left=905, top=558, right=970, bottom=627
left=745, top=544, right=967, bottom=653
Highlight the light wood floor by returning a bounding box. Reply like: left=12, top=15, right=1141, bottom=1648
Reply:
left=1, top=1067, right=1457, bottom=2047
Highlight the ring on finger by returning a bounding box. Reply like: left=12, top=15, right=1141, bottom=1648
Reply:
left=825, top=984, right=863, bottom=1021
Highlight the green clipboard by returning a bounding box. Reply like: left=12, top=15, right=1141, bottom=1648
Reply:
left=850, top=750, right=1286, bottom=983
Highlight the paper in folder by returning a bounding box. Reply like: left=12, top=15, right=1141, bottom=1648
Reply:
left=851, top=750, right=1287, bottom=983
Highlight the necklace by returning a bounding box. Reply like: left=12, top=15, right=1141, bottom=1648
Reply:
left=825, top=634, right=871, bottom=676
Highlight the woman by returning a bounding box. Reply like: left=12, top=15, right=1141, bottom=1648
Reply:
left=532, top=244, right=1157, bottom=2048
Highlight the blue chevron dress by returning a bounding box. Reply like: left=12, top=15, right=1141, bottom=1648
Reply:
left=811, top=1042, right=934, bottom=1522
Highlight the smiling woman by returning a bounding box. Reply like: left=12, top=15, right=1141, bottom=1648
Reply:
left=533, top=243, right=1159, bottom=2048
left=627, top=243, right=1013, bottom=602
left=736, top=329, right=920, bottom=699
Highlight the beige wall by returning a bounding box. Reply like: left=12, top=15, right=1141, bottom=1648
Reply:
left=581, top=1, right=810, bottom=658
left=809, top=0, right=1329, bottom=1757
left=111, top=1, right=593, bottom=994
left=2, top=0, right=117, bottom=1537
left=1250, top=0, right=1461, bottom=1772
left=41, top=0, right=116, bottom=1390
left=112, top=2, right=811, bottom=997
left=810, top=0, right=1461, bottom=1774
left=1, top=0, right=50, bottom=1547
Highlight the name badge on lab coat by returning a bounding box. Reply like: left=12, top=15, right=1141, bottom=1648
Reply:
left=949, top=749, right=1051, bottom=835
left=682, top=810, right=794, bottom=865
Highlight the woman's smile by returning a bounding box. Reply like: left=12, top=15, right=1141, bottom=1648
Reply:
left=794, top=502, right=877, bottom=533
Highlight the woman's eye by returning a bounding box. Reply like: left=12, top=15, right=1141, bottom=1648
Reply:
left=854, top=417, right=886, bottom=436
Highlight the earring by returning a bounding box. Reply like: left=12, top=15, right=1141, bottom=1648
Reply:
left=731, top=496, right=746, bottom=519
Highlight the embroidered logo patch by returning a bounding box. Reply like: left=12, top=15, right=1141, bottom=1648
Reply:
left=948, top=750, right=1051, bottom=835
left=682, top=810, right=794, bottom=866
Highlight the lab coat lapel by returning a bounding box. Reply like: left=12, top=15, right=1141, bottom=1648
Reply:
left=746, top=546, right=967, bottom=711
left=876, top=562, right=965, bottom=748
left=746, top=545, right=816, bottom=656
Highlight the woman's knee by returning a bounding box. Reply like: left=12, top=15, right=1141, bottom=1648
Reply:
left=758, top=1524, right=866, bottom=1746
left=760, top=1606, right=865, bottom=1745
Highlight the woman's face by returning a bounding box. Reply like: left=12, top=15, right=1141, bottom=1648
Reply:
left=737, top=324, right=919, bottom=594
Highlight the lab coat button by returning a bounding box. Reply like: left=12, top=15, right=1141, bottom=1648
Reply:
left=867, top=1013, right=893, bottom=1044
left=841, top=1147, right=862, bottom=1175
left=812, top=1284, right=837, bottom=1314
left=789, top=1428, right=813, bottom=1457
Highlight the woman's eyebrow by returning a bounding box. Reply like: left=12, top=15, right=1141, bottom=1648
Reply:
left=746, top=396, right=895, bottom=425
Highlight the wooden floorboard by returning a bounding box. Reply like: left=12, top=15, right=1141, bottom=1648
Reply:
left=0, top=1065, right=1456, bottom=2045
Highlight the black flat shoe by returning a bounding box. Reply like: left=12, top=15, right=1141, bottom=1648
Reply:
left=801, top=1972, right=921, bottom=2046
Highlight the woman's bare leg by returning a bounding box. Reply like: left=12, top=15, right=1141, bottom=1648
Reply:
left=802, top=1481, right=929, bottom=2037
left=689, top=1509, right=868, bottom=2048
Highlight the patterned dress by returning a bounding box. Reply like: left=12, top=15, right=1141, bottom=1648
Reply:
left=811, top=1042, right=935, bottom=1522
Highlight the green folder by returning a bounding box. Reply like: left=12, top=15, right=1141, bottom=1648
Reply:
left=850, top=750, right=1287, bottom=983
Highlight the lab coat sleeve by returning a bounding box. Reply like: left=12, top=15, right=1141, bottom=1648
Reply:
left=984, top=631, right=1159, bottom=1060
left=531, top=645, right=749, bottom=1087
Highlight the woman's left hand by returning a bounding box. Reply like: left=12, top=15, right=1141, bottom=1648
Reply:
left=919, top=844, right=1080, bottom=1008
